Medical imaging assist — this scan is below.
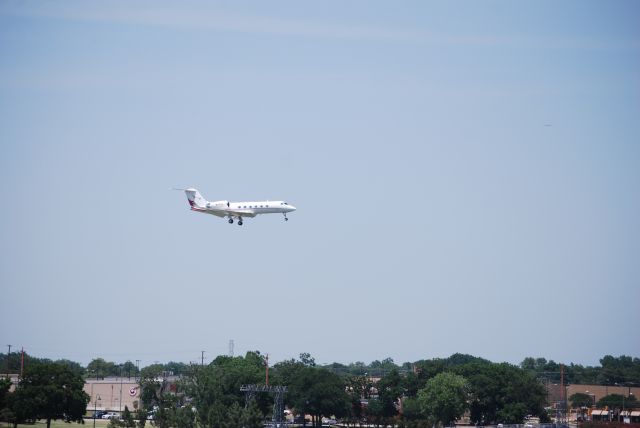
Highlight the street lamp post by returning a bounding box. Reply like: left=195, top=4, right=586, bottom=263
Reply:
left=93, top=395, right=101, bottom=428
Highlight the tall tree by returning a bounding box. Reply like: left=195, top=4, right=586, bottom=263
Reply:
left=569, top=393, right=594, bottom=408
left=122, top=361, right=139, bottom=379
left=289, top=366, right=350, bottom=427
left=87, top=358, right=115, bottom=379
left=455, top=362, right=547, bottom=424
left=597, top=393, right=638, bottom=409
left=376, top=369, right=404, bottom=422
left=417, top=372, right=469, bottom=427
left=11, top=361, right=89, bottom=428
left=0, top=377, right=14, bottom=424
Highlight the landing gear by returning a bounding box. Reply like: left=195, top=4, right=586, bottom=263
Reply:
left=238, top=218, right=243, bottom=226
left=228, top=218, right=234, bottom=224
left=283, top=213, right=289, bottom=221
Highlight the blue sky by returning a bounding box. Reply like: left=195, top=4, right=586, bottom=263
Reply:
left=1, top=1, right=639, bottom=368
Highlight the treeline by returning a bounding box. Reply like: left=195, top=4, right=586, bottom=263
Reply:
left=0, top=353, right=186, bottom=379
left=2, top=351, right=639, bottom=428
left=2, top=352, right=639, bottom=386
left=0, top=352, right=84, bottom=377
left=520, top=355, right=640, bottom=385
left=323, top=354, right=640, bottom=386
left=113, top=352, right=551, bottom=427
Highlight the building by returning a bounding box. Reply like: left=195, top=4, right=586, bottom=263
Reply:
left=85, top=378, right=142, bottom=413
left=546, top=383, right=640, bottom=405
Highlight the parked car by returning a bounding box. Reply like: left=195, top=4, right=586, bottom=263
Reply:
left=90, top=411, right=107, bottom=419
left=102, top=412, right=120, bottom=419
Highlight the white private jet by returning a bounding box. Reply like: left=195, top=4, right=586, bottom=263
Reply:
left=177, top=188, right=296, bottom=226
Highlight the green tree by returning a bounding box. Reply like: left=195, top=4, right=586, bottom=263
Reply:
left=223, top=402, right=244, bottom=428
left=496, top=402, right=528, bottom=424
left=122, top=406, right=137, bottom=428
left=109, top=406, right=137, bottom=428
left=366, top=398, right=385, bottom=427
left=242, top=399, right=266, bottom=428
left=369, top=358, right=399, bottom=376
left=289, top=366, right=350, bottom=427
left=135, top=407, right=148, bottom=428
left=599, top=355, right=640, bottom=384
left=299, top=352, right=316, bottom=367
left=417, top=372, right=469, bottom=427
left=344, top=375, right=372, bottom=424
left=0, top=377, right=14, bottom=424
left=570, top=393, right=594, bottom=408
left=376, top=369, right=404, bottom=422
left=400, top=396, right=424, bottom=423
left=87, top=357, right=115, bottom=379
left=455, top=362, right=547, bottom=424
left=185, top=352, right=267, bottom=428
left=140, top=363, right=164, bottom=381
left=11, top=361, right=89, bottom=428
left=122, top=361, right=139, bottom=379
left=54, top=359, right=85, bottom=377
left=272, top=358, right=306, bottom=390
left=597, top=393, right=638, bottom=409
left=171, top=403, right=197, bottom=428
left=163, top=361, right=188, bottom=376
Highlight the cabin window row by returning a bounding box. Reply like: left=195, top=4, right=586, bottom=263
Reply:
left=239, top=205, right=269, bottom=209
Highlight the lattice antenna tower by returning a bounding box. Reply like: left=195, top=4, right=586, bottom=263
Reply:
left=240, top=385, right=288, bottom=427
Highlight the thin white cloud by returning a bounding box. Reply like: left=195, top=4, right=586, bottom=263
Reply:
left=2, top=1, right=427, bottom=43
left=3, top=1, right=637, bottom=51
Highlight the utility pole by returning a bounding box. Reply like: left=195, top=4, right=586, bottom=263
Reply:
left=560, top=364, right=565, bottom=423
left=5, top=345, right=11, bottom=377
left=119, top=366, right=123, bottom=413
left=201, top=350, right=205, bottom=366
left=265, top=354, right=269, bottom=386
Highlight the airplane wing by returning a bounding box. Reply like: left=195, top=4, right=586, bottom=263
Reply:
left=200, top=208, right=257, bottom=218
left=206, top=210, right=227, bottom=218
left=224, top=209, right=257, bottom=218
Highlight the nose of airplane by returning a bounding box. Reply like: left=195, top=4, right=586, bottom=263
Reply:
left=288, top=205, right=297, bottom=212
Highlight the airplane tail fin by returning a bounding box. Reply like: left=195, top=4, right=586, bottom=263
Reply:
left=184, top=188, right=207, bottom=208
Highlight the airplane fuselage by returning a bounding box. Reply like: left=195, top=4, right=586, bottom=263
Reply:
left=182, top=188, right=296, bottom=225
left=192, top=200, right=295, bottom=217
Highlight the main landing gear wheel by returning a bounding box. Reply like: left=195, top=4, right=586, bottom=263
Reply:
left=238, top=219, right=243, bottom=226
left=228, top=218, right=234, bottom=224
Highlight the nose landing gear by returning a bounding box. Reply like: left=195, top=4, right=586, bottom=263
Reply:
left=283, top=213, right=289, bottom=221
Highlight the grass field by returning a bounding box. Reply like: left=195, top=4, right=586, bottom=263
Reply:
left=0, top=420, right=111, bottom=428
